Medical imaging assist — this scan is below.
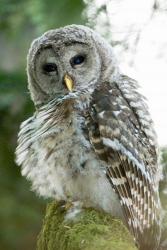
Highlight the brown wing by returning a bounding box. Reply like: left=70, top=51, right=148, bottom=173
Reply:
left=87, top=76, right=161, bottom=250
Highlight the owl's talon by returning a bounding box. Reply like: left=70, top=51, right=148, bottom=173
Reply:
left=64, top=202, right=74, bottom=211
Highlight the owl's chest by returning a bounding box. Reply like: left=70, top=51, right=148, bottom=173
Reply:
left=20, top=111, right=122, bottom=217
left=33, top=114, right=100, bottom=200
left=39, top=114, right=91, bottom=172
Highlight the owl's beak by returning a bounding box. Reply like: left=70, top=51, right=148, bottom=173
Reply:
left=63, top=74, right=74, bottom=92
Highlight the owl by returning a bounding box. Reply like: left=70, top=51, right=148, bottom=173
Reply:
left=15, top=25, right=161, bottom=250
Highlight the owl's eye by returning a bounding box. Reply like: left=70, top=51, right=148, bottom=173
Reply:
left=42, top=63, right=57, bottom=74
left=70, top=54, right=85, bottom=68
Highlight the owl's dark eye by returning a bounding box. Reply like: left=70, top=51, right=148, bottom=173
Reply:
left=42, top=63, right=57, bottom=74
left=70, top=54, right=85, bottom=67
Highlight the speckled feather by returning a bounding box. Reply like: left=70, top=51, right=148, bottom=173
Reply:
left=86, top=76, right=161, bottom=249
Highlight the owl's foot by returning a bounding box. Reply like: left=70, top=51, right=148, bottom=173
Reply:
left=64, top=201, right=74, bottom=211
left=63, top=201, right=83, bottom=221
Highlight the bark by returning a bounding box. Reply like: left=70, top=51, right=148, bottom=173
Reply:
left=37, top=201, right=137, bottom=250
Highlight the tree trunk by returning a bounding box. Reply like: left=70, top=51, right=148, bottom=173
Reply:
left=37, top=201, right=137, bottom=250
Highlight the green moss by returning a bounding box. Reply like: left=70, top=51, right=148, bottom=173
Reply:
left=37, top=201, right=137, bottom=250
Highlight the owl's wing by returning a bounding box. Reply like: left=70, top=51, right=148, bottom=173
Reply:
left=87, top=75, right=161, bottom=249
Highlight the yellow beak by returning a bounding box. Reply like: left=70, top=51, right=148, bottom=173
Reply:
left=64, top=74, right=74, bottom=92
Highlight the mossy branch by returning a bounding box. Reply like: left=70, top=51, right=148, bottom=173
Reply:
left=37, top=201, right=137, bottom=250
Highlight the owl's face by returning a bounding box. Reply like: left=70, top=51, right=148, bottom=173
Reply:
left=36, top=42, right=101, bottom=97
left=27, top=25, right=118, bottom=106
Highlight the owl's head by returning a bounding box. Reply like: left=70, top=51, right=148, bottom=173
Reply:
left=27, top=25, right=118, bottom=107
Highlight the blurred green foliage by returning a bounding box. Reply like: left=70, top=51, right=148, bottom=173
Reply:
left=0, top=1, right=85, bottom=249
left=0, top=0, right=84, bottom=35
left=0, top=73, right=45, bottom=250
left=0, top=72, right=46, bottom=250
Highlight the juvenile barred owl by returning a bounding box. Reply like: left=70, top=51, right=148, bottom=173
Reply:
left=15, top=25, right=161, bottom=250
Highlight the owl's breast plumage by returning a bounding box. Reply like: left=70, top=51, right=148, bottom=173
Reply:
left=16, top=105, right=122, bottom=218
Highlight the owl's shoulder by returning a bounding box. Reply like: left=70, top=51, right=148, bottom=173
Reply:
left=87, top=76, right=159, bottom=174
